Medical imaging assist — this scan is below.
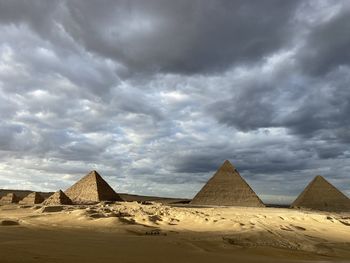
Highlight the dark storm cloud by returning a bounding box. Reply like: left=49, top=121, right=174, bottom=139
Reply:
left=0, top=0, right=350, bottom=202
left=173, top=154, right=225, bottom=174
left=316, top=146, right=345, bottom=160
left=298, top=8, right=350, bottom=76
left=210, top=67, right=350, bottom=140
left=171, top=132, right=311, bottom=177
left=208, top=89, right=276, bottom=132
left=0, top=0, right=301, bottom=74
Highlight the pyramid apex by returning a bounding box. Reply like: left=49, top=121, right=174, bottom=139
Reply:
left=90, top=170, right=101, bottom=175
left=314, top=175, right=325, bottom=180
left=313, top=175, right=328, bottom=183
left=219, top=160, right=236, bottom=170
left=85, top=170, right=100, bottom=178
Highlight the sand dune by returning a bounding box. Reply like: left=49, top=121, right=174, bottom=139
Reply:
left=1, top=202, right=350, bottom=262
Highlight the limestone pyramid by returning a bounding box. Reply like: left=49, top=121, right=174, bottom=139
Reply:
left=65, top=170, right=123, bottom=204
left=0, top=193, right=20, bottom=204
left=191, top=160, right=265, bottom=207
left=19, top=192, right=44, bottom=205
left=42, top=190, right=73, bottom=205
left=291, top=175, right=350, bottom=211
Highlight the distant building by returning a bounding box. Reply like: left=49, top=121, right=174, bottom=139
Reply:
left=191, top=160, right=264, bottom=207
left=42, top=190, right=73, bottom=205
left=65, top=170, right=123, bottom=204
left=291, top=175, right=350, bottom=212
left=0, top=193, right=20, bottom=204
left=19, top=192, right=44, bottom=205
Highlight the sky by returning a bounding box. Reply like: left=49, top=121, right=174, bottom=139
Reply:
left=0, top=0, right=350, bottom=204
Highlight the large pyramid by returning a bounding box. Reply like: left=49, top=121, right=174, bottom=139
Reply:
left=65, top=170, right=123, bottom=204
left=0, top=193, right=20, bottom=204
left=191, top=160, right=265, bottom=207
left=43, top=190, right=73, bottom=206
left=19, top=192, right=44, bottom=205
left=291, top=175, right=350, bottom=212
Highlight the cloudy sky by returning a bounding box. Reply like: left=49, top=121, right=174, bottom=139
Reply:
left=0, top=0, right=350, bottom=204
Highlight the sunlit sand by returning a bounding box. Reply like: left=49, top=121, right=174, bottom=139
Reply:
left=1, top=202, right=350, bottom=263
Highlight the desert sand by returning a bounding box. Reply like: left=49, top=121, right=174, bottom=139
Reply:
left=1, top=202, right=350, bottom=263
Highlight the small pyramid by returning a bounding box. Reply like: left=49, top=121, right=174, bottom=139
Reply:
left=0, top=193, right=20, bottom=204
left=65, top=170, right=123, bottom=204
left=191, top=160, right=265, bottom=207
left=291, top=175, right=350, bottom=212
left=42, top=190, right=73, bottom=205
left=19, top=192, right=44, bottom=205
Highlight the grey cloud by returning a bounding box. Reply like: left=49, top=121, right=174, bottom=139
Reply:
left=208, top=93, right=275, bottom=132
left=172, top=151, right=230, bottom=175
left=0, top=0, right=301, bottom=74
left=0, top=123, right=24, bottom=151
left=209, top=65, right=350, bottom=142
left=171, top=136, right=310, bottom=178
left=316, top=146, right=345, bottom=160
left=298, top=8, right=350, bottom=76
